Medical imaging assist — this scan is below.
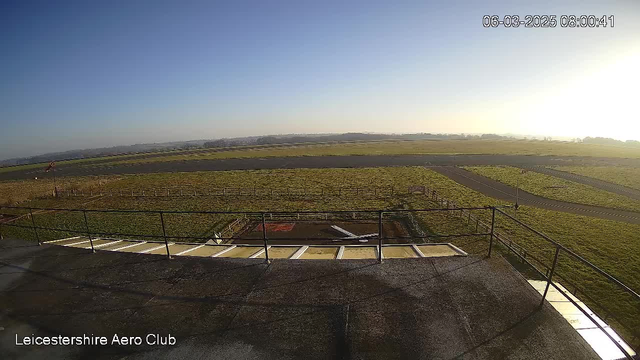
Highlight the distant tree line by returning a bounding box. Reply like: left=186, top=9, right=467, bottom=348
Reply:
left=582, top=137, right=640, bottom=147
left=6, top=133, right=639, bottom=168
left=246, top=133, right=516, bottom=147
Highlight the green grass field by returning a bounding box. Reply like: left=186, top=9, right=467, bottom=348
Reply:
left=1, top=166, right=639, bottom=343
left=5, top=139, right=640, bottom=176
left=552, top=166, right=640, bottom=191
left=89, top=139, right=640, bottom=167
left=464, top=166, right=640, bottom=212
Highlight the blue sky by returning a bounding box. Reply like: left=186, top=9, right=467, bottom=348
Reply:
left=1, top=0, right=639, bottom=159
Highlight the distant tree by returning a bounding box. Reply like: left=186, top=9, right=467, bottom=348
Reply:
left=204, top=139, right=229, bottom=148
left=582, top=137, right=623, bottom=145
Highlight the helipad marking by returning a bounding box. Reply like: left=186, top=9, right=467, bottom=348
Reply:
left=112, top=241, right=147, bottom=251
left=175, top=244, right=204, bottom=256
left=139, top=244, right=173, bottom=254
left=44, top=236, right=82, bottom=243
left=290, top=246, right=308, bottom=259
left=331, top=225, right=357, bottom=238
left=85, top=240, right=122, bottom=249
left=211, top=245, right=237, bottom=257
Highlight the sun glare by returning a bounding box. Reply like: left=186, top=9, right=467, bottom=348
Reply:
left=521, top=50, right=640, bottom=140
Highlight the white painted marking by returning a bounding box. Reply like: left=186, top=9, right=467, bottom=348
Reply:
left=112, top=241, right=147, bottom=251
left=139, top=244, right=172, bottom=254
left=336, top=246, right=345, bottom=259
left=85, top=240, right=122, bottom=249
left=331, top=225, right=357, bottom=238
left=342, top=233, right=378, bottom=240
left=412, top=244, right=426, bottom=258
left=175, top=244, right=204, bottom=256
left=211, top=245, right=237, bottom=257
left=249, top=247, right=268, bottom=258
left=65, top=240, right=91, bottom=247
left=290, top=246, right=308, bottom=259
left=448, top=243, right=468, bottom=256
left=44, top=236, right=81, bottom=244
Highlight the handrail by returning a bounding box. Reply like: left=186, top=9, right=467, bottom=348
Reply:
left=495, top=208, right=640, bottom=301
left=0, top=205, right=492, bottom=215
left=1, top=202, right=637, bottom=356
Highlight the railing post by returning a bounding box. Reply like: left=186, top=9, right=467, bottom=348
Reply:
left=29, top=208, right=41, bottom=245
left=262, top=213, right=270, bottom=263
left=540, top=246, right=561, bottom=307
left=83, top=210, right=95, bottom=253
left=378, top=210, right=383, bottom=263
left=488, top=207, right=496, bottom=257
left=159, top=212, right=171, bottom=259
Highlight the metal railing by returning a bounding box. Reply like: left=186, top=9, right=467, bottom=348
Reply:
left=50, top=185, right=409, bottom=199
left=0, top=204, right=638, bottom=357
left=489, top=208, right=639, bottom=359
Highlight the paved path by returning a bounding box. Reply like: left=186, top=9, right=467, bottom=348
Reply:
left=3, top=154, right=640, bottom=181
left=522, top=166, right=640, bottom=202
left=431, top=166, right=640, bottom=225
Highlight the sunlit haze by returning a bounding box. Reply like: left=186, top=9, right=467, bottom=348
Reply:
left=1, top=0, right=639, bottom=159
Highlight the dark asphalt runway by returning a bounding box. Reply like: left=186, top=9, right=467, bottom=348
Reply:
left=4, top=154, right=640, bottom=181
left=432, top=166, right=640, bottom=225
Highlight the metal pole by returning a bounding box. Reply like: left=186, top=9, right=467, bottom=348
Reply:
left=516, top=175, right=519, bottom=207
left=159, top=212, right=171, bottom=259
left=53, top=166, right=57, bottom=197
left=262, top=213, right=270, bottom=263
left=540, top=246, right=561, bottom=307
left=83, top=210, right=95, bottom=253
left=488, top=207, right=496, bottom=257
left=29, top=208, right=41, bottom=245
left=378, top=210, right=383, bottom=262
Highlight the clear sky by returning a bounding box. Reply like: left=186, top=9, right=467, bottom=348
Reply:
left=1, top=0, right=639, bottom=159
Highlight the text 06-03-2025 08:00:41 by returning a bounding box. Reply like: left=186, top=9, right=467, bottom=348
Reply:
left=483, top=15, right=614, bottom=28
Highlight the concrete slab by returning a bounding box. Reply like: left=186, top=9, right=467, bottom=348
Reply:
left=578, top=327, right=637, bottom=360
left=299, top=247, right=339, bottom=259
left=164, top=244, right=202, bottom=256
left=342, top=246, right=378, bottom=259
left=0, top=238, right=600, bottom=360
left=146, top=244, right=173, bottom=255
left=78, top=239, right=120, bottom=249
left=181, top=244, right=231, bottom=257
left=529, top=280, right=636, bottom=360
left=382, top=246, right=419, bottom=258
left=117, top=242, right=164, bottom=253
left=98, top=240, right=143, bottom=251
left=256, top=246, right=299, bottom=259
left=218, top=246, right=262, bottom=258
left=417, top=244, right=461, bottom=257
left=48, top=237, right=89, bottom=246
